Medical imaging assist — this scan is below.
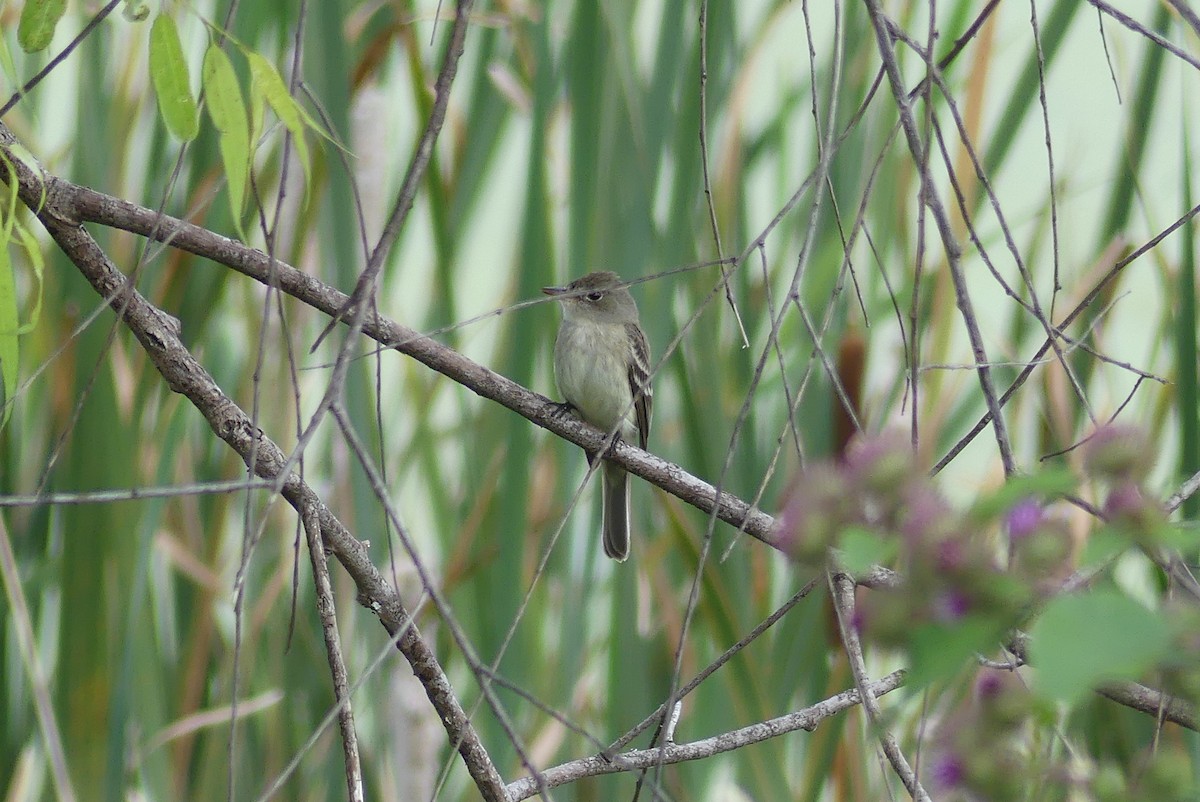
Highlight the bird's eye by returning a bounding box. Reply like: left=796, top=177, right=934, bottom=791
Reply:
left=586, top=291, right=603, bottom=302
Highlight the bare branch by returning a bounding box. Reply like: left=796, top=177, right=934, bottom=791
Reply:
left=33, top=178, right=784, bottom=551
left=830, top=573, right=930, bottom=800
left=300, top=505, right=363, bottom=802
left=0, top=121, right=511, bottom=802
left=0, top=515, right=77, bottom=801
left=1097, top=682, right=1198, bottom=731
left=506, top=670, right=907, bottom=800
left=862, top=0, right=1016, bottom=478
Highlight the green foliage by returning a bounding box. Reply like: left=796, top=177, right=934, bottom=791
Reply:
left=908, top=616, right=1007, bottom=687
left=835, top=525, right=896, bottom=576
left=784, top=425, right=1200, bottom=794
left=0, top=229, right=15, bottom=427
left=148, top=15, right=198, bottom=142
left=1, top=1, right=1199, bottom=800
left=0, top=175, right=18, bottom=431
left=1031, top=590, right=1173, bottom=705
left=17, top=0, right=66, bottom=54
left=246, top=52, right=313, bottom=184
left=967, top=467, right=1076, bottom=523
left=201, top=45, right=250, bottom=238
left=0, top=173, right=40, bottom=431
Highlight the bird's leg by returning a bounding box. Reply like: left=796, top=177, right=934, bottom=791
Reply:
left=547, top=399, right=578, bottom=419
left=584, top=435, right=624, bottom=468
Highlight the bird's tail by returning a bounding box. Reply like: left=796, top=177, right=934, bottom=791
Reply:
left=602, top=463, right=630, bottom=561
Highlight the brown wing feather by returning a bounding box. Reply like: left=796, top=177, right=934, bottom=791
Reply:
left=625, top=322, right=652, bottom=449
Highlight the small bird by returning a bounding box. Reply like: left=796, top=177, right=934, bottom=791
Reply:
left=543, top=272, right=652, bottom=561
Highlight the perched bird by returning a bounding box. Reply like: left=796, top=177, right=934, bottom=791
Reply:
left=543, top=272, right=652, bottom=561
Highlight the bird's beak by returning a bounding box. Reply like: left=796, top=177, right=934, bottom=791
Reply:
left=542, top=285, right=567, bottom=296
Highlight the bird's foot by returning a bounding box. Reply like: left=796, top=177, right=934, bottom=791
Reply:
left=547, top=400, right=577, bottom=420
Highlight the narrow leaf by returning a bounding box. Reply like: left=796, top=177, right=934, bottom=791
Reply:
left=0, top=174, right=17, bottom=428
left=13, top=223, right=43, bottom=334
left=246, top=53, right=311, bottom=182
left=0, top=28, right=18, bottom=89
left=149, top=16, right=198, bottom=141
left=202, top=46, right=249, bottom=236
left=0, top=242, right=16, bottom=428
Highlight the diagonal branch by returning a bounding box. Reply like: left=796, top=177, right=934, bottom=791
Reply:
left=30, top=177, right=785, bottom=550
left=300, top=504, right=363, bottom=802
left=862, top=0, right=1017, bottom=478
left=0, top=122, right=511, bottom=802
left=1097, top=682, right=1198, bottom=731
left=313, top=0, right=475, bottom=351
left=830, top=573, right=930, bottom=800
left=505, top=670, right=907, bottom=801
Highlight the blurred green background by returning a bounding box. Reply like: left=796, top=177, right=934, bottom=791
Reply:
left=1, top=0, right=1198, bottom=799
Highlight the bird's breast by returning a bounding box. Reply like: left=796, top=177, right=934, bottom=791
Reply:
left=554, top=320, right=635, bottom=435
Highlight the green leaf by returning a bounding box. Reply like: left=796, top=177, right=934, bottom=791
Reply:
left=202, top=46, right=249, bottom=238
left=0, top=171, right=19, bottom=429
left=246, top=53, right=312, bottom=183
left=835, top=526, right=896, bottom=576
left=0, top=27, right=18, bottom=90
left=12, top=223, right=43, bottom=335
left=909, top=616, right=1007, bottom=687
left=1030, top=589, right=1172, bottom=705
left=149, top=16, right=199, bottom=141
left=0, top=234, right=17, bottom=428
left=967, top=468, right=1077, bottom=523
left=18, top=0, right=67, bottom=53
left=1078, top=524, right=1130, bottom=569
left=1158, top=522, right=1200, bottom=553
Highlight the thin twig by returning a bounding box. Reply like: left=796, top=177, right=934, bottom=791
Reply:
left=697, top=0, right=749, bottom=348
left=300, top=505, right=363, bottom=802
left=0, top=514, right=77, bottom=801
left=0, top=127, right=510, bottom=801
left=0, top=479, right=275, bottom=506
left=863, top=0, right=1017, bottom=478
left=829, top=573, right=930, bottom=800
left=0, top=0, right=122, bottom=117
left=644, top=7, right=849, bottom=787
left=312, top=0, right=475, bottom=353
left=611, top=577, right=821, bottom=753
left=1097, top=683, right=1197, bottom=730
left=506, top=670, right=908, bottom=801
left=1087, top=0, right=1200, bottom=73
left=331, top=404, right=550, bottom=799
left=934, top=204, right=1200, bottom=474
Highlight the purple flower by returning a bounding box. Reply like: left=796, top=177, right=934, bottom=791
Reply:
left=1082, top=424, right=1154, bottom=482
left=842, top=429, right=913, bottom=493
left=775, top=463, right=848, bottom=563
left=975, top=670, right=1010, bottom=700
left=899, top=483, right=953, bottom=542
left=933, top=589, right=972, bottom=622
left=850, top=607, right=866, bottom=634
left=931, top=752, right=966, bottom=790
left=1103, top=481, right=1144, bottom=520
left=1006, top=498, right=1042, bottom=541
left=934, top=538, right=967, bottom=572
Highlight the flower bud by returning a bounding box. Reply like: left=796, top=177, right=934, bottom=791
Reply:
left=1082, top=424, right=1154, bottom=483
left=776, top=463, right=851, bottom=564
